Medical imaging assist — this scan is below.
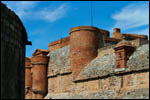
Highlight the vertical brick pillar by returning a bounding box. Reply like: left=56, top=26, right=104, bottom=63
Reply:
left=114, top=39, right=135, bottom=71
left=25, top=57, right=32, bottom=99
left=70, top=26, right=103, bottom=80
left=31, top=54, right=49, bottom=99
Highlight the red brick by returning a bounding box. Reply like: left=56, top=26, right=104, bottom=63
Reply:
left=70, top=26, right=101, bottom=80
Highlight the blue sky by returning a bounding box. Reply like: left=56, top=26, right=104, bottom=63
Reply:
left=2, top=1, right=149, bottom=57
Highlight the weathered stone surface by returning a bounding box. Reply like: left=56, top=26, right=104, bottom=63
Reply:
left=45, top=71, right=149, bottom=99
left=45, top=90, right=116, bottom=99
left=76, top=53, right=115, bottom=80
left=45, top=88, right=149, bottom=99
left=118, top=88, right=149, bottom=99
left=48, top=74, right=74, bottom=94
left=47, top=45, right=71, bottom=77
left=76, top=43, right=149, bottom=81
left=126, top=44, right=149, bottom=71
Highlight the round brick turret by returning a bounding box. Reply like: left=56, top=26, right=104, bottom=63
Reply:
left=31, top=55, right=49, bottom=99
left=70, top=26, right=103, bottom=80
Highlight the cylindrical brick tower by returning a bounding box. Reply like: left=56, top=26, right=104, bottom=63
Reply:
left=31, top=52, right=49, bottom=99
left=70, top=26, right=103, bottom=80
left=25, top=57, right=32, bottom=99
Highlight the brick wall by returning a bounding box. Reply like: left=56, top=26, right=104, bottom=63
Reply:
left=48, top=37, right=70, bottom=52
left=112, top=28, right=148, bottom=40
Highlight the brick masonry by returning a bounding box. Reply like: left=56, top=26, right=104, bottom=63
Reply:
left=70, top=26, right=103, bottom=80
left=31, top=49, right=49, bottom=99
left=25, top=57, right=32, bottom=99
left=48, top=37, right=70, bottom=52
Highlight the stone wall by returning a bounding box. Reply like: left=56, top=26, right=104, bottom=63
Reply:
left=1, top=3, right=31, bottom=99
left=98, top=45, right=115, bottom=58
left=45, top=43, right=149, bottom=99
left=45, top=71, right=149, bottom=99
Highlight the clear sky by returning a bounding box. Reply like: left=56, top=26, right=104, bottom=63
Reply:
left=2, top=1, right=149, bottom=57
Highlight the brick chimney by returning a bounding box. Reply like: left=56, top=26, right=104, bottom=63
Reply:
left=112, top=28, right=123, bottom=40
left=114, top=37, right=135, bottom=71
left=70, top=26, right=103, bottom=80
left=31, top=49, right=49, bottom=99
left=25, top=57, right=32, bottom=99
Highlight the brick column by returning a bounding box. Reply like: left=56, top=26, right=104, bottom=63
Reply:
left=31, top=55, right=49, bottom=99
left=25, top=57, right=32, bottom=99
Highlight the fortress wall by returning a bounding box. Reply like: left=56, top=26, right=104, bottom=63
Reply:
left=46, top=70, right=149, bottom=99
left=45, top=42, right=149, bottom=99
left=48, top=36, right=70, bottom=52
left=98, top=45, right=115, bottom=58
